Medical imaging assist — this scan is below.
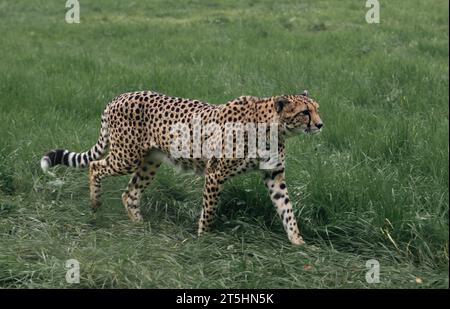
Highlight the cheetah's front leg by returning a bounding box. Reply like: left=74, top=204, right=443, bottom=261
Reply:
left=197, top=171, right=223, bottom=236
left=264, top=169, right=305, bottom=246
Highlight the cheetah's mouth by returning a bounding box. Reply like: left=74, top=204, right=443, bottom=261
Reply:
left=285, top=125, right=321, bottom=135
left=303, top=127, right=322, bottom=135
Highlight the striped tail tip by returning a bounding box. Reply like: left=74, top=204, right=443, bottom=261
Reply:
left=40, top=156, right=52, bottom=173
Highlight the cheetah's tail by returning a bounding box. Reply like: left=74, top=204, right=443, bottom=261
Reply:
left=40, top=113, right=109, bottom=173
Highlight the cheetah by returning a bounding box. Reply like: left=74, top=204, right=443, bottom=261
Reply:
left=40, top=90, right=323, bottom=245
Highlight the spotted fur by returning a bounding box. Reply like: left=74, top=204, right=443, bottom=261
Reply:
left=41, top=90, right=323, bottom=245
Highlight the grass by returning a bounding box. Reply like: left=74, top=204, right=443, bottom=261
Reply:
left=0, top=0, right=448, bottom=288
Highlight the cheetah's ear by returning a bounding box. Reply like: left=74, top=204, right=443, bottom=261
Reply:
left=274, top=97, right=290, bottom=113
left=301, top=90, right=309, bottom=97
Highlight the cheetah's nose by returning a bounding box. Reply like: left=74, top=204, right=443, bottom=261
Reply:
left=316, top=122, right=323, bottom=129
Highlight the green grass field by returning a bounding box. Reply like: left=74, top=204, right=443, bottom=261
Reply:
left=0, top=0, right=448, bottom=288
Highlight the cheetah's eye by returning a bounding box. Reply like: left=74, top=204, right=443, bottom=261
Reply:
left=301, top=110, right=310, bottom=116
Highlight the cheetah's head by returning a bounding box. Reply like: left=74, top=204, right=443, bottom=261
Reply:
left=274, top=90, right=323, bottom=135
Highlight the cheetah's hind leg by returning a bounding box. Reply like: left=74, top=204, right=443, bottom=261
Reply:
left=89, top=156, right=135, bottom=211
left=121, top=157, right=161, bottom=223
